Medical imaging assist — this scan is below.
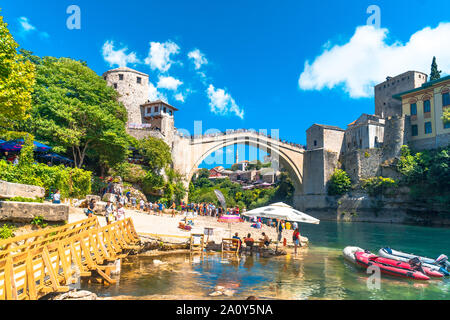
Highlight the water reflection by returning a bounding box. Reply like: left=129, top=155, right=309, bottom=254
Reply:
left=80, top=221, right=450, bottom=300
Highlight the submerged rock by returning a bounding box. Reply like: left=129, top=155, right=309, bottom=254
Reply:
left=223, top=289, right=235, bottom=296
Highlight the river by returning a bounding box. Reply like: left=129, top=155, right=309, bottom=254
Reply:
left=81, top=221, right=450, bottom=300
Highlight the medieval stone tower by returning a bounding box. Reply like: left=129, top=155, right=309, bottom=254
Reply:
left=103, top=67, right=177, bottom=147
left=102, top=67, right=150, bottom=127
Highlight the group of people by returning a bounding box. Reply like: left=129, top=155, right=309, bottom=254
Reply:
left=1, top=152, right=19, bottom=165
left=180, top=202, right=245, bottom=218
left=231, top=225, right=302, bottom=255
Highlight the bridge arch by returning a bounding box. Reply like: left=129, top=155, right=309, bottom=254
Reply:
left=185, top=134, right=304, bottom=194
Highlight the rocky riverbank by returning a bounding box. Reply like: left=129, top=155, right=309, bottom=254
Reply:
left=298, top=190, right=450, bottom=227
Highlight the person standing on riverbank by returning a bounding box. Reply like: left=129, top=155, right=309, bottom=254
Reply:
left=292, top=228, right=301, bottom=256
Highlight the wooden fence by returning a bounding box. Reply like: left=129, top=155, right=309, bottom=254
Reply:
left=0, top=217, right=140, bottom=300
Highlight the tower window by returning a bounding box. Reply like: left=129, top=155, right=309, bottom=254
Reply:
left=104, top=76, right=107, bottom=80
left=411, top=125, right=418, bottom=136
left=119, top=74, right=124, bottom=80
left=113, top=83, right=117, bottom=89
left=314, top=140, right=317, bottom=146
left=137, top=77, right=142, bottom=84
left=425, top=122, right=432, bottom=134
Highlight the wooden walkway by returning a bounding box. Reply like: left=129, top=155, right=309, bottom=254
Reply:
left=0, top=217, right=140, bottom=300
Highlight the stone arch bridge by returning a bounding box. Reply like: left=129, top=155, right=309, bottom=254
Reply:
left=171, top=130, right=305, bottom=207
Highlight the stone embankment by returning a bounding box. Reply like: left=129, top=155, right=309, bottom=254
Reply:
left=0, top=180, right=68, bottom=223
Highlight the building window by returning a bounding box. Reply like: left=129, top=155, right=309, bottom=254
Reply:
left=119, top=74, right=124, bottom=80
left=411, top=125, right=418, bottom=137
left=146, top=107, right=151, bottom=114
left=103, top=76, right=107, bottom=80
left=444, top=121, right=450, bottom=129
left=424, top=122, right=432, bottom=134
left=137, top=77, right=142, bottom=84
left=163, top=107, right=167, bottom=113
left=423, top=100, right=431, bottom=113
left=154, top=106, right=159, bottom=112
left=443, top=92, right=450, bottom=106
left=314, top=140, right=317, bottom=146
left=113, top=83, right=117, bottom=89
left=169, top=110, right=173, bottom=116
left=410, top=103, right=417, bottom=115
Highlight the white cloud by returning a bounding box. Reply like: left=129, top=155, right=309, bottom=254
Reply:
left=157, top=76, right=183, bottom=91
left=144, top=41, right=180, bottom=72
left=299, top=23, right=450, bottom=98
left=174, top=93, right=185, bottom=102
left=17, top=17, right=49, bottom=39
left=18, top=17, right=36, bottom=32
left=206, top=84, right=244, bottom=119
left=148, top=81, right=168, bottom=102
left=102, top=41, right=139, bottom=68
left=188, top=49, right=208, bottom=70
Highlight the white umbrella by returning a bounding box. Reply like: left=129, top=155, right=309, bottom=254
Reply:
left=243, top=202, right=319, bottom=252
left=243, top=202, right=320, bottom=224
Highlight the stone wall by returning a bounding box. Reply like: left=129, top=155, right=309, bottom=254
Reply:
left=341, top=149, right=382, bottom=183
left=127, top=128, right=165, bottom=141
left=0, top=201, right=69, bottom=222
left=0, top=180, right=45, bottom=199
left=303, top=149, right=339, bottom=195
left=409, top=132, right=450, bottom=151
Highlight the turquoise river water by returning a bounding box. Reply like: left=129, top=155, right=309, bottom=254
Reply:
left=81, top=221, right=450, bottom=300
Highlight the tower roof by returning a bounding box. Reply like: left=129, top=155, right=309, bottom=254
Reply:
left=141, top=99, right=179, bottom=111
left=102, top=67, right=149, bottom=78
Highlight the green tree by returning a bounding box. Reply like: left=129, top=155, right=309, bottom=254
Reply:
left=430, top=56, right=442, bottom=81
left=31, top=57, right=129, bottom=169
left=0, top=14, right=35, bottom=131
left=138, top=136, right=172, bottom=171
left=443, top=108, right=450, bottom=125
left=327, top=169, right=352, bottom=196
left=196, top=168, right=210, bottom=180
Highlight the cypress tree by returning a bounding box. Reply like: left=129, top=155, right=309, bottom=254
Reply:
left=430, top=56, right=442, bottom=81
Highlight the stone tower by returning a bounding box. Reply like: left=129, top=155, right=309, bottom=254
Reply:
left=374, top=71, right=428, bottom=118
left=102, top=67, right=149, bottom=127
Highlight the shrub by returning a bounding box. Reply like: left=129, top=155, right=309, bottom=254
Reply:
left=31, top=215, right=48, bottom=228
left=4, top=196, right=43, bottom=203
left=0, top=224, right=16, bottom=239
left=0, top=160, right=91, bottom=198
left=327, top=169, right=352, bottom=196
left=362, top=176, right=397, bottom=197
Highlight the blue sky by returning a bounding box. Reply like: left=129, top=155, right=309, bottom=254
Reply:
left=3, top=0, right=450, bottom=168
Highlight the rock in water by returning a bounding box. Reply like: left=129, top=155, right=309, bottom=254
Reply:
left=54, top=290, right=97, bottom=300
left=153, top=259, right=165, bottom=265
left=209, top=291, right=223, bottom=297
left=223, top=290, right=235, bottom=296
